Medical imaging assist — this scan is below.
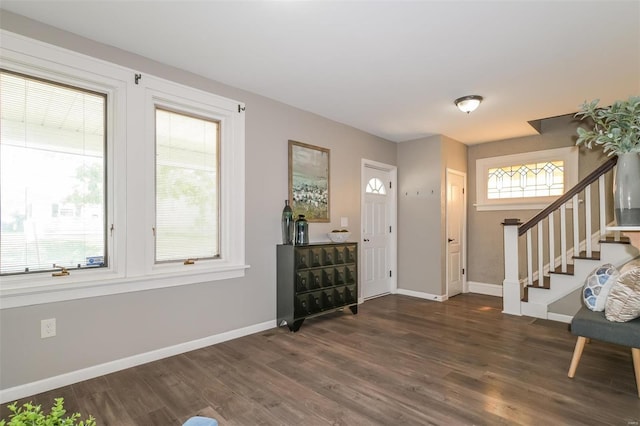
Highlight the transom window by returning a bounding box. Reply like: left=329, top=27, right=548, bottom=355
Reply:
left=487, top=160, right=564, bottom=200
left=0, top=70, right=107, bottom=275
left=366, top=177, right=387, bottom=195
left=475, top=147, right=578, bottom=211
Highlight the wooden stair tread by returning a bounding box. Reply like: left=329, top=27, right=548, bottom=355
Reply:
left=529, top=275, right=551, bottom=289
left=550, top=264, right=574, bottom=275
left=600, top=236, right=630, bottom=244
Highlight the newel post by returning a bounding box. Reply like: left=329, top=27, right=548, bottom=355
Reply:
left=502, top=219, right=522, bottom=316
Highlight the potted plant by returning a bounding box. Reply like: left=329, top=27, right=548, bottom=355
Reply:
left=575, top=96, right=640, bottom=226
left=1, top=398, right=95, bottom=426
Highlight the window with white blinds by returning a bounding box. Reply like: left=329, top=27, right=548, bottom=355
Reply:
left=1, top=32, right=246, bottom=307
left=0, top=70, right=107, bottom=275
left=155, top=108, right=220, bottom=263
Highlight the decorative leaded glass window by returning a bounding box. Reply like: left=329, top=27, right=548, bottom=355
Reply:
left=487, top=161, right=564, bottom=200
left=475, top=147, right=578, bottom=211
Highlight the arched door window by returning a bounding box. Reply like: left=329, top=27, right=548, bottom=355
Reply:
left=366, top=178, right=387, bottom=195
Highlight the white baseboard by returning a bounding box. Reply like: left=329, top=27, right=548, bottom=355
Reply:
left=467, top=281, right=503, bottom=297
left=547, top=312, right=574, bottom=324
left=396, top=288, right=446, bottom=302
left=0, top=319, right=276, bottom=404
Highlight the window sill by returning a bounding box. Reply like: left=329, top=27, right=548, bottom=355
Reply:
left=0, top=264, right=250, bottom=309
left=475, top=200, right=578, bottom=211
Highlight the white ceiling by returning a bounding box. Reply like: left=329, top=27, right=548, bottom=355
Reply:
left=2, top=1, right=639, bottom=144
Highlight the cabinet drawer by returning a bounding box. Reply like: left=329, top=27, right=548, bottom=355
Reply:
left=334, top=267, right=346, bottom=285
left=295, top=295, right=310, bottom=318
left=334, top=247, right=346, bottom=264
left=321, top=289, right=334, bottom=310
left=345, top=284, right=357, bottom=304
left=345, top=265, right=356, bottom=284
left=322, top=247, right=334, bottom=265
left=309, top=269, right=323, bottom=290
left=322, top=268, right=335, bottom=287
left=345, top=244, right=357, bottom=263
left=333, top=286, right=346, bottom=306
left=296, top=271, right=309, bottom=292
left=310, top=248, right=323, bottom=267
left=295, top=249, right=309, bottom=269
left=307, top=291, right=322, bottom=314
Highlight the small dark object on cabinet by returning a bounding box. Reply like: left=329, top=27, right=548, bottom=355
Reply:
left=277, top=243, right=358, bottom=332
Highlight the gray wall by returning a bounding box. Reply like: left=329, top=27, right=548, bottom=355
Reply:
left=0, top=12, right=397, bottom=390
left=467, top=114, right=607, bottom=286
left=397, top=135, right=467, bottom=296
left=397, top=136, right=442, bottom=294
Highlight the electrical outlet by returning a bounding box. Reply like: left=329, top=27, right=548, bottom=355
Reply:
left=41, top=318, right=56, bottom=338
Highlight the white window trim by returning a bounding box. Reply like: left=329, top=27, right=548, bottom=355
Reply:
left=0, top=31, right=247, bottom=309
left=475, top=146, right=578, bottom=211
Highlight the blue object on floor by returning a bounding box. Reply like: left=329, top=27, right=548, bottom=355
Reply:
left=182, top=416, right=218, bottom=426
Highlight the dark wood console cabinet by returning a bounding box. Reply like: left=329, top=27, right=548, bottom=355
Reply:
left=277, top=242, right=358, bottom=332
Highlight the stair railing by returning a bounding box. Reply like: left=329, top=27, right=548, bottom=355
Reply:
left=502, top=156, right=618, bottom=315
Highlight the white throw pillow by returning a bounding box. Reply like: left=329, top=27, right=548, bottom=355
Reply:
left=605, top=267, right=640, bottom=322
left=620, top=256, right=640, bottom=274
left=582, top=263, right=619, bottom=311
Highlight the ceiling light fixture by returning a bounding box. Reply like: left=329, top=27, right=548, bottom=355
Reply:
left=455, top=95, right=483, bottom=114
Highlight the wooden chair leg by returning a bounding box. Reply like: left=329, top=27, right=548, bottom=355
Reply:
left=632, top=348, right=640, bottom=399
left=568, top=336, right=588, bottom=378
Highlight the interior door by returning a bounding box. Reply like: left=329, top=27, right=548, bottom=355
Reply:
left=363, top=166, right=393, bottom=299
left=447, top=170, right=465, bottom=297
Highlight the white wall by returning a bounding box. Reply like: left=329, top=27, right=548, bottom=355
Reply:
left=0, top=11, right=397, bottom=393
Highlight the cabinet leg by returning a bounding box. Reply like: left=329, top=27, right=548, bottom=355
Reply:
left=349, top=305, right=358, bottom=315
left=288, top=319, right=304, bottom=332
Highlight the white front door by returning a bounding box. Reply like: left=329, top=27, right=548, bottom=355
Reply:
left=446, top=169, right=466, bottom=297
left=362, top=165, right=394, bottom=299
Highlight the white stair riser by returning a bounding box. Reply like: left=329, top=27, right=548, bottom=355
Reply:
left=600, top=242, right=639, bottom=265
left=521, top=301, right=548, bottom=319
left=527, top=281, right=582, bottom=304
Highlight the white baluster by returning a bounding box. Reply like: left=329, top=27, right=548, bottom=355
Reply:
left=561, top=204, right=567, bottom=273
left=585, top=184, right=592, bottom=257
left=548, top=211, right=555, bottom=272
left=538, top=223, right=544, bottom=285
left=599, top=174, right=606, bottom=239
left=573, top=194, right=580, bottom=259
left=527, top=228, right=533, bottom=285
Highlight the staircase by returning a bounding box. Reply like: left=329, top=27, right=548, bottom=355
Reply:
left=502, top=156, right=639, bottom=322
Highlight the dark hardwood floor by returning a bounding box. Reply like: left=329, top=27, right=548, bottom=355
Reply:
left=3, top=294, right=639, bottom=425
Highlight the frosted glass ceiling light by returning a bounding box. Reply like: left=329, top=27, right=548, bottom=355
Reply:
left=455, top=95, right=483, bottom=113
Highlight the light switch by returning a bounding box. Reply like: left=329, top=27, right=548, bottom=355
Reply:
left=340, top=217, right=349, bottom=227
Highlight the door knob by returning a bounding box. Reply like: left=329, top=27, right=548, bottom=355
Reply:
left=448, top=238, right=454, bottom=243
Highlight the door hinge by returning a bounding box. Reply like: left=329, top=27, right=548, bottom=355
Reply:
left=389, top=181, right=392, bottom=189
left=462, top=187, right=465, bottom=194
left=238, top=104, right=246, bottom=113
left=462, top=268, right=465, bottom=275
left=389, top=270, right=392, bottom=277
left=389, top=226, right=392, bottom=233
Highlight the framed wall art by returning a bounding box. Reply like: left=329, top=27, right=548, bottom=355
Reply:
left=288, top=140, right=330, bottom=222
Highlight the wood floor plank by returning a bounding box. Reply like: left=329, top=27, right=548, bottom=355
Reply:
left=4, top=294, right=639, bottom=425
